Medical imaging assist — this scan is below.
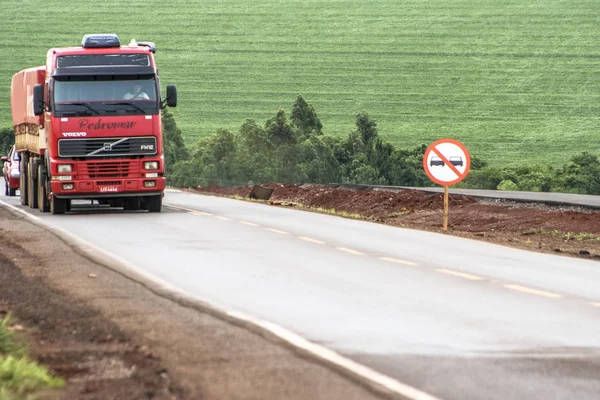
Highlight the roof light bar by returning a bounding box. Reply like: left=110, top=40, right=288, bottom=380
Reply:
left=81, top=34, right=121, bottom=48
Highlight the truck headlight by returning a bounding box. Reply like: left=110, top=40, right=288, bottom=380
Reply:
left=58, top=164, right=72, bottom=173
left=144, top=161, right=158, bottom=170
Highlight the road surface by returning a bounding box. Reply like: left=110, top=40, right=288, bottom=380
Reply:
left=2, top=185, right=600, bottom=400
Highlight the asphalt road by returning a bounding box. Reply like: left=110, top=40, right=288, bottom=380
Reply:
left=2, top=186, right=600, bottom=400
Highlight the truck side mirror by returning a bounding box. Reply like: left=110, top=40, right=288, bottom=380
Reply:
left=166, top=85, right=177, bottom=107
left=33, top=84, right=45, bottom=115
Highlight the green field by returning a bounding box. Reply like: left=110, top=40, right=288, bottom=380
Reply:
left=1, top=0, right=599, bottom=167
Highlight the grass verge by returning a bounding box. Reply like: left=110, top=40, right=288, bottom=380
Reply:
left=0, top=316, right=64, bottom=399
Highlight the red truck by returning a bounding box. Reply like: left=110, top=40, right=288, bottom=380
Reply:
left=10, top=33, right=177, bottom=214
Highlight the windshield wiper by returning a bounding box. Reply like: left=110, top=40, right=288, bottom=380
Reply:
left=103, top=102, right=147, bottom=114
left=58, top=102, right=100, bottom=115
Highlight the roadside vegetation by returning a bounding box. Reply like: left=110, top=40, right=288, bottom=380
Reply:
left=1, top=0, right=600, bottom=167
left=0, top=129, right=12, bottom=159
left=0, top=316, right=64, bottom=399
left=2, top=99, right=598, bottom=196
left=164, top=97, right=600, bottom=195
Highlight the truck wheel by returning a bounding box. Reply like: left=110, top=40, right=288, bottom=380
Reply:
left=20, top=158, right=28, bottom=206
left=9, top=187, right=16, bottom=197
left=50, top=195, right=66, bottom=215
left=27, top=161, right=38, bottom=209
left=123, top=197, right=141, bottom=211
left=38, top=165, right=49, bottom=212
left=146, top=195, right=162, bottom=213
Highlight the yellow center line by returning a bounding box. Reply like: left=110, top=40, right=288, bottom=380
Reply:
left=337, top=247, right=364, bottom=255
left=240, top=221, right=259, bottom=227
left=191, top=211, right=213, bottom=216
left=379, top=257, right=417, bottom=266
left=503, top=284, right=563, bottom=299
left=214, top=216, right=232, bottom=221
left=298, top=236, right=326, bottom=244
left=166, top=205, right=215, bottom=216
left=436, top=269, right=485, bottom=281
left=265, top=228, right=289, bottom=235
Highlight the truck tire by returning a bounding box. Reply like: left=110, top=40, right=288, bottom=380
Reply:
left=27, top=161, right=38, bottom=209
left=20, top=157, right=28, bottom=206
left=50, top=195, right=66, bottom=215
left=38, top=164, right=50, bottom=212
left=146, top=195, right=162, bottom=213
left=9, top=187, right=16, bottom=197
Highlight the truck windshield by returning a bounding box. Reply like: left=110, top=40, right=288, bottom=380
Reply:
left=53, top=77, right=158, bottom=116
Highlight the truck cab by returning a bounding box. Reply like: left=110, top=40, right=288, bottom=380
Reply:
left=13, top=34, right=177, bottom=214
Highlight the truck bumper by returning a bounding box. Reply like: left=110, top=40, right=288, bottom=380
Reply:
left=51, top=177, right=165, bottom=199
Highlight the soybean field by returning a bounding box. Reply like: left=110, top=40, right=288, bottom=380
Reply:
left=1, top=0, right=599, bottom=166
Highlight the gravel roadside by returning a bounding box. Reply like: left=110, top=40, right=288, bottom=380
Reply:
left=0, top=206, right=388, bottom=400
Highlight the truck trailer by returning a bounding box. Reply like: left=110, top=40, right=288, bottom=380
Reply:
left=11, top=33, right=177, bottom=214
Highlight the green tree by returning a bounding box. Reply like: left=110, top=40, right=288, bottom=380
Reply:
left=497, top=179, right=518, bottom=191
left=162, top=108, right=189, bottom=169
left=460, top=167, right=505, bottom=190
left=168, top=159, right=206, bottom=188
left=0, top=127, right=14, bottom=157
left=355, top=112, right=378, bottom=146
left=290, top=95, right=322, bottom=139
left=297, top=136, right=341, bottom=183
left=235, top=119, right=276, bottom=183
left=555, top=152, right=600, bottom=194
left=387, top=145, right=430, bottom=187
left=194, top=128, right=238, bottom=186
left=265, top=109, right=296, bottom=146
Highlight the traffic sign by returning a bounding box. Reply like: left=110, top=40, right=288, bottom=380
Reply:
left=423, top=138, right=471, bottom=186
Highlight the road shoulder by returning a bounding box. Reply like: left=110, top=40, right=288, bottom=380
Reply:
left=0, top=206, right=387, bottom=400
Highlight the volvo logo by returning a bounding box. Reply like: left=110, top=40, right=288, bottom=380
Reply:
left=87, top=138, right=127, bottom=156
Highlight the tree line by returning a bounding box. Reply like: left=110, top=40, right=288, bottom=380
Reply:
left=1, top=96, right=598, bottom=195
left=163, top=96, right=600, bottom=195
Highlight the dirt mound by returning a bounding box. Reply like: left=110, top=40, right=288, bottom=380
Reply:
left=193, top=183, right=600, bottom=260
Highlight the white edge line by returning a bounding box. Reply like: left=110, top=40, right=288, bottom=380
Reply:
left=228, top=311, right=441, bottom=400
left=0, top=199, right=442, bottom=400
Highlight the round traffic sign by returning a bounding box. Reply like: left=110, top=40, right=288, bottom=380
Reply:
left=423, top=138, right=471, bottom=186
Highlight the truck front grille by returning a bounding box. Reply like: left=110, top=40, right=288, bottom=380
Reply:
left=79, top=161, right=139, bottom=179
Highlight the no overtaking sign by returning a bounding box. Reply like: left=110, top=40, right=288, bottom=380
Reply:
left=423, top=138, right=471, bottom=232
left=423, top=138, right=471, bottom=186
